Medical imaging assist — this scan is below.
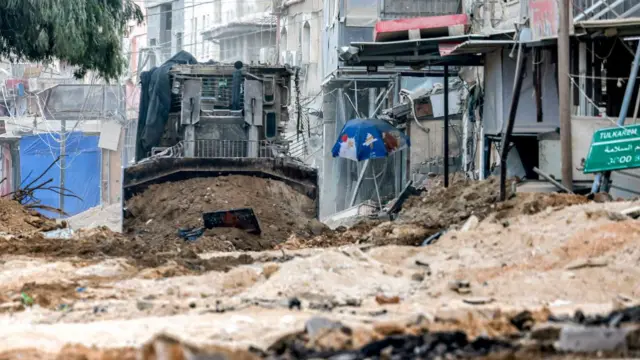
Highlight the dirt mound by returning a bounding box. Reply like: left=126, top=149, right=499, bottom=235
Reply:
left=0, top=227, right=258, bottom=272
left=124, top=176, right=318, bottom=251
left=279, top=178, right=591, bottom=249
left=0, top=198, right=63, bottom=233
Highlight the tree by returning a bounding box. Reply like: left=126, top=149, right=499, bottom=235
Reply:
left=0, top=0, right=143, bottom=80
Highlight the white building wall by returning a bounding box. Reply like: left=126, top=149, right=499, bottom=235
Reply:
left=280, top=0, right=324, bottom=166
left=183, top=0, right=217, bottom=61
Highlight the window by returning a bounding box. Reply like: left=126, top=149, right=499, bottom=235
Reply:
left=302, top=22, right=311, bottom=64
left=265, top=112, right=277, bottom=139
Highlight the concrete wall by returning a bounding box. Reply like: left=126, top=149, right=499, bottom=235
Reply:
left=409, top=118, right=463, bottom=180
left=483, top=48, right=560, bottom=135
left=101, top=130, right=124, bottom=205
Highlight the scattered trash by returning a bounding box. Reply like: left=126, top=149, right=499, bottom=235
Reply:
left=76, top=287, right=86, bottom=293
left=564, top=258, right=608, bottom=270
left=42, top=228, right=75, bottom=239
left=421, top=230, right=445, bottom=246
left=288, top=297, right=302, bottom=310
left=462, top=297, right=494, bottom=305
left=375, top=294, right=401, bottom=305
left=20, top=292, right=34, bottom=307
left=203, top=208, right=262, bottom=235
left=177, top=227, right=205, bottom=241
left=449, top=280, right=471, bottom=294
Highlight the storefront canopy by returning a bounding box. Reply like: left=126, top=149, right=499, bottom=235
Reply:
left=340, top=31, right=515, bottom=68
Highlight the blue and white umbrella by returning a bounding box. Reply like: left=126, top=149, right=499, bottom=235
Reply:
left=331, top=118, right=410, bottom=207
left=331, top=118, right=410, bottom=162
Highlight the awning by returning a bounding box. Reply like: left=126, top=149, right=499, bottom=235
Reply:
left=342, top=31, right=514, bottom=67
left=438, top=40, right=515, bottom=56
left=574, top=18, right=640, bottom=36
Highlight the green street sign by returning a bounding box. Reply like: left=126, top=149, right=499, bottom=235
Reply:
left=584, top=124, right=640, bottom=173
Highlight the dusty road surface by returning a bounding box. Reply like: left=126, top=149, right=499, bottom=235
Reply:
left=0, top=177, right=640, bottom=359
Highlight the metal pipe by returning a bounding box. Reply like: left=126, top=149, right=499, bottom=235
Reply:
left=107, top=150, right=111, bottom=204
left=622, top=2, right=640, bottom=18
left=574, top=0, right=606, bottom=21
left=371, top=165, right=382, bottom=208
left=592, top=40, right=640, bottom=193
left=354, top=80, right=359, bottom=117
left=444, top=65, right=450, bottom=188
left=534, top=49, right=543, bottom=123
left=590, top=0, right=624, bottom=20
left=499, top=42, right=528, bottom=201
left=533, top=167, right=574, bottom=194
left=350, top=160, right=369, bottom=207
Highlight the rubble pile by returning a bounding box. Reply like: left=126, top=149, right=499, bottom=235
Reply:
left=0, top=226, right=264, bottom=271
left=0, top=197, right=63, bottom=233
left=18, top=305, right=640, bottom=359
left=124, top=176, right=321, bottom=251
left=280, top=177, right=591, bottom=249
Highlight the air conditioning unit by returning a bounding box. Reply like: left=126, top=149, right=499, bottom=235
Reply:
left=285, top=51, right=299, bottom=66
left=259, top=47, right=276, bottom=64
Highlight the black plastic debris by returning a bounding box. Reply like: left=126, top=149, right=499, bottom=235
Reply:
left=203, top=208, right=262, bottom=235
left=288, top=297, right=302, bottom=310
left=549, top=305, right=640, bottom=328
left=271, top=330, right=515, bottom=360
left=511, top=310, right=535, bottom=331
left=177, top=227, right=205, bottom=241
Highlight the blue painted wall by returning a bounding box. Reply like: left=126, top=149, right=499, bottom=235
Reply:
left=20, top=132, right=101, bottom=218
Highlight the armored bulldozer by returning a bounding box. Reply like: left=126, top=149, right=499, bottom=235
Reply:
left=123, top=53, right=318, bottom=227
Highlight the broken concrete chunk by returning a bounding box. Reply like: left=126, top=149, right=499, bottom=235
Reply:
left=554, top=325, right=630, bottom=353
left=621, top=206, right=640, bottom=219
left=305, top=317, right=343, bottom=339
left=460, top=216, right=479, bottom=232
left=136, top=300, right=154, bottom=311
left=262, top=263, right=280, bottom=279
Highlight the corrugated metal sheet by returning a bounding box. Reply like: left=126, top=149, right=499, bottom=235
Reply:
left=439, top=40, right=514, bottom=56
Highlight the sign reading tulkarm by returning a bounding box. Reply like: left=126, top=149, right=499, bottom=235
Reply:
left=584, top=124, right=640, bottom=173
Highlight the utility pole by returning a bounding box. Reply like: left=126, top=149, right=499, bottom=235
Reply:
left=59, top=119, right=66, bottom=215
left=444, top=66, right=449, bottom=188
left=558, top=0, right=573, bottom=191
